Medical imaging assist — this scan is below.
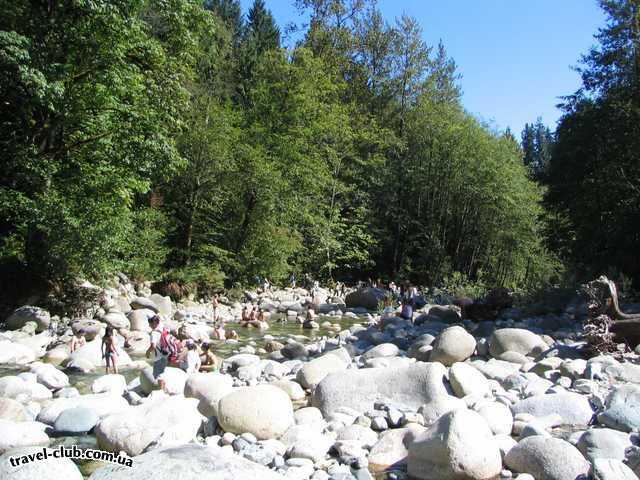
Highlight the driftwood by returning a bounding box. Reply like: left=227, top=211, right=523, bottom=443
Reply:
left=583, top=275, right=640, bottom=355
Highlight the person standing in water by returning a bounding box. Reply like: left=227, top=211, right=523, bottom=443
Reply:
left=101, top=326, right=118, bottom=374
left=211, top=294, right=220, bottom=322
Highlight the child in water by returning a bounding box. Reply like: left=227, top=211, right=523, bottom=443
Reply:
left=70, top=329, right=86, bottom=353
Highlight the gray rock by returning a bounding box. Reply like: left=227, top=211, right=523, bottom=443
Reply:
left=95, top=395, right=201, bottom=456
left=475, top=401, right=513, bottom=435
left=504, top=435, right=590, bottom=480
left=590, top=458, right=639, bottom=480
left=0, top=446, right=82, bottom=480
left=427, top=305, right=461, bottom=323
left=368, top=424, right=426, bottom=474
left=6, top=306, right=51, bottom=333
left=345, top=288, right=387, bottom=310
left=362, top=343, right=399, bottom=360
left=0, top=398, right=28, bottom=422
left=184, top=372, right=234, bottom=417
left=429, top=326, right=476, bottom=366
left=282, top=342, right=309, bottom=360
left=418, top=395, right=467, bottom=426
left=0, top=420, right=49, bottom=454
left=449, top=362, right=490, bottom=398
left=313, top=363, right=448, bottom=417
left=53, top=406, right=99, bottom=434
left=511, top=392, right=593, bottom=426
left=297, top=350, right=349, bottom=389
left=130, top=296, right=159, bottom=312
left=598, top=385, right=640, bottom=432
left=407, top=409, right=502, bottom=480
left=576, top=428, right=631, bottom=462
left=89, top=444, right=284, bottom=480
left=489, top=329, right=548, bottom=358
left=218, top=385, right=294, bottom=439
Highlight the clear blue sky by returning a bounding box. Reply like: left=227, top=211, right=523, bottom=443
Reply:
left=239, top=0, right=607, bottom=136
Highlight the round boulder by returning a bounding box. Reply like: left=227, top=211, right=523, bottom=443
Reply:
left=183, top=372, right=234, bottom=417
left=430, top=326, right=476, bottom=366
left=407, top=409, right=502, bottom=480
left=489, top=328, right=548, bottom=358
left=505, top=435, right=590, bottom=480
left=217, top=385, right=294, bottom=440
left=6, top=306, right=50, bottom=333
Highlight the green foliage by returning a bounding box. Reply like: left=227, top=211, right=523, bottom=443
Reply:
left=545, top=0, right=640, bottom=286
left=441, top=271, right=488, bottom=299
left=1, top=0, right=568, bottom=298
left=0, top=0, right=211, bottom=286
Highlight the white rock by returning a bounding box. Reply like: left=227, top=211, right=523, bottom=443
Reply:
left=95, top=395, right=202, bottom=456
left=408, top=409, right=502, bottom=480
left=91, top=374, right=127, bottom=396
left=0, top=420, right=49, bottom=454
left=430, top=326, right=476, bottom=366
left=218, top=385, right=294, bottom=439
left=449, top=362, right=490, bottom=398
left=505, top=435, right=590, bottom=480
left=183, top=372, right=234, bottom=417
left=0, top=446, right=82, bottom=480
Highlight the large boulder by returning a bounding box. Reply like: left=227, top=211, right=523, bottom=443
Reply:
left=407, top=409, right=502, bottom=480
left=95, top=395, right=201, bottom=456
left=505, top=435, right=590, bottom=480
left=36, top=393, right=129, bottom=425
left=65, top=338, right=132, bottom=372
left=30, top=362, right=69, bottom=390
left=430, top=326, right=476, bottom=366
left=130, top=296, right=159, bottom=312
left=489, top=328, right=548, bottom=358
left=368, top=424, right=426, bottom=473
left=6, top=306, right=50, bottom=333
left=53, top=406, right=99, bottom=434
left=127, top=309, right=153, bottom=332
left=88, top=444, right=285, bottom=480
left=449, top=362, right=490, bottom=398
left=0, top=420, right=49, bottom=454
left=0, top=398, right=28, bottom=422
left=362, top=343, right=399, bottom=360
left=0, top=341, right=37, bottom=365
left=313, top=363, right=448, bottom=417
left=183, top=372, right=234, bottom=417
left=576, top=428, right=631, bottom=462
left=70, top=319, right=103, bottom=341
left=91, top=374, right=127, bottom=396
left=428, top=305, right=462, bottom=323
left=0, top=376, right=52, bottom=402
left=512, top=392, right=594, bottom=426
left=101, top=311, right=130, bottom=330
left=0, top=446, right=83, bottom=480
left=345, top=288, right=387, bottom=310
left=598, top=385, right=640, bottom=432
left=150, top=294, right=172, bottom=317
left=296, top=350, right=349, bottom=389
left=217, top=385, right=294, bottom=439
left=280, top=424, right=334, bottom=463
left=591, top=458, right=639, bottom=480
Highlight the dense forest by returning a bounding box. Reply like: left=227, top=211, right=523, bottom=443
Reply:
left=0, top=0, right=638, bottom=302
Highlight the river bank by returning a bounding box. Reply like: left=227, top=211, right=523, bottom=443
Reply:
left=1, top=275, right=640, bottom=480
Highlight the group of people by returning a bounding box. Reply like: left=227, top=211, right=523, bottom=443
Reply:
left=240, top=305, right=269, bottom=329
left=145, top=315, right=220, bottom=390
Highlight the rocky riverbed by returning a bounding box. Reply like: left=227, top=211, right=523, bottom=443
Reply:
left=1, top=275, right=640, bottom=480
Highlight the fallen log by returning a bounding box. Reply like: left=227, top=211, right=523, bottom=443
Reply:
left=582, top=275, right=640, bottom=355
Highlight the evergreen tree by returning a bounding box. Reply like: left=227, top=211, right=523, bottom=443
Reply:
left=546, top=0, right=640, bottom=284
